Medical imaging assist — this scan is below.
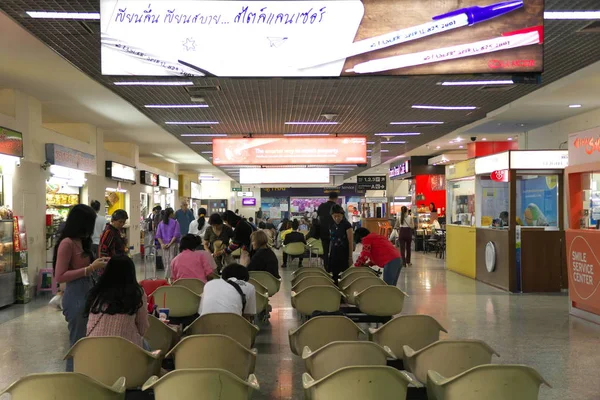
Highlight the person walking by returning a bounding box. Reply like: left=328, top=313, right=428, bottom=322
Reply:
left=175, top=199, right=194, bottom=237
left=155, top=207, right=181, bottom=279
left=328, top=204, right=353, bottom=285
left=53, top=204, right=109, bottom=371
left=317, top=192, right=338, bottom=272
left=354, top=228, right=403, bottom=286
left=90, top=200, right=107, bottom=258
left=395, top=206, right=414, bottom=266
left=99, top=209, right=129, bottom=259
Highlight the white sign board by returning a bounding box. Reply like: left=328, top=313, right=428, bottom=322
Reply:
left=510, top=151, right=568, bottom=169
left=475, top=152, right=510, bottom=175
left=569, top=128, right=600, bottom=166
left=100, top=0, right=363, bottom=77
left=240, top=168, right=329, bottom=184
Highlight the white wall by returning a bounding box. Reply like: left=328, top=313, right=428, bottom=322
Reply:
left=523, top=107, right=600, bottom=150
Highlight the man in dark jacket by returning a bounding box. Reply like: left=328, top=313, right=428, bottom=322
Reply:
left=317, top=192, right=338, bottom=271
left=283, top=219, right=307, bottom=268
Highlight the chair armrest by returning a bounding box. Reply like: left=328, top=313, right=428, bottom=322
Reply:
left=247, top=374, right=260, bottom=390
left=301, top=346, right=314, bottom=359
left=141, top=375, right=160, bottom=391
left=111, top=377, right=127, bottom=393
left=302, top=372, right=316, bottom=389
left=403, top=345, right=416, bottom=359
left=426, top=370, right=447, bottom=386
left=400, top=371, right=423, bottom=388
left=383, top=345, right=397, bottom=360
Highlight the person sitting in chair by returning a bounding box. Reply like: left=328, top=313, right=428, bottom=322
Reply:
left=282, top=219, right=307, bottom=268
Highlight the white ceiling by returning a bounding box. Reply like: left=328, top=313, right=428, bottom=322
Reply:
left=0, top=11, right=215, bottom=172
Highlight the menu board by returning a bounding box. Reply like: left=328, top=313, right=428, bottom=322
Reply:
left=158, top=175, right=169, bottom=188
left=101, top=0, right=544, bottom=77
left=140, top=170, right=158, bottom=186
left=105, top=161, right=136, bottom=183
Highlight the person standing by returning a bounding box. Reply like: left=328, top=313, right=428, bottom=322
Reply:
left=53, top=204, right=109, bottom=371
left=282, top=219, right=307, bottom=268
left=354, top=228, right=403, bottom=286
left=219, top=210, right=254, bottom=266
left=395, top=206, right=414, bottom=266
left=203, top=213, right=234, bottom=272
left=328, top=204, right=353, bottom=285
left=99, top=209, right=129, bottom=258
left=256, top=207, right=263, bottom=223
left=90, top=200, right=107, bottom=258
left=155, top=207, right=181, bottom=279
left=317, top=192, right=338, bottom=272
left=175, top=199, right=194, bottom=237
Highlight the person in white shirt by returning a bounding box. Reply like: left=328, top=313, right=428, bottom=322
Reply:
left=188, top=208, right=208, bottom=242
left=199, top=263, right=256, bottom=319
left=90, top=200, right=108, bottom=257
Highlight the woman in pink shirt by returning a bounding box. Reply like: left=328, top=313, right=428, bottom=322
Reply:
left=171, top=234, right=218, bottom=282
left=85, top=256, right=150, bottom=349
left=54, top=204, right=109, bottom=371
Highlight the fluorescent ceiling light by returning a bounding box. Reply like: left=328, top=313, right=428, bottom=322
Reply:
left=114, top=81, right=193, bottom=86
left=569, top=104, right=582, bottom=108
left=201, top=151, right=213, bottom=154
left=375, top=132, right=420, bottom=136
left=166, top=121, right=219, bottom=125
left=367, top=141, right=375, bottom=145
left=438, top=80, right=514, bottom=86
left=284, top=122, right=339, bottom=125
left=145, top=104, right=208, bottom=108
left=26, top=11, right=100, bottom=19
left=482, top=138, right=487, bottom=141
left=544, top=11, right=600, bottom=19
left=367, top=150, right=372, bottom=153
left=151, top=153, right=163, bottom=157
left=283, top=133, right=330, bottom=136
left=390, top=121, right=444, bottom=125
left=381, top=141, right=407, bottom=144
left=181, top=134, right=227, bottom=137
left=381, top=149, right=390, bottom=152
left=190, top=141, right=212, bottom=145
left=164, top=158, right=179, bottom=164
left=412, top=105, right=477, bottom=110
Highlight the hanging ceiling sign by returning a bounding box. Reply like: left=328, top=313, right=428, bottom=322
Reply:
left=45, top=144, right=96, bottom=173
left=212, top=137, right=367, bottom=165
left=389, top=160, right=411, bottom=179
left=100, top=0, right=543, bottom=77
left=356, top=175, right=387, bottom=190
left=140, top=170, right=159, bottom=186
left=158, top=175, right=170, bottom=188
left=0, top=126, right=23, bottom=158
left=106, top=161, right=136, bottom=183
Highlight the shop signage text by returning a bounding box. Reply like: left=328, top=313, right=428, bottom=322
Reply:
left=567, top=231, right=600, bottom=316
left=569, top=129, right=600, bottom=166
left=45, top=144, right=96, bottom=173
left=356, top=176, right=387, bottom=190
left=390, top=160, right=411, bottom=178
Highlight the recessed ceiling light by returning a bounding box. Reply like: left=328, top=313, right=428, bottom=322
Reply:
left=283, top=133, right=330, bottom=136
left=284, top=122, right=339, bottom=125
left=508, top=138, right=513, bottom=141
left=381, top=141, right=407, bottom=144
left=145, top=104, right=208, bottom=108
left=438, top=80, right=514, bottom=86
left=114, top=81, right=193, bottom=86
left=569, top=104, right=582, bottom=108
left=544, top=11, right=600, bottom=19
left=413, top=105, right=478, bottom=110
left=166, top=121, right=219, bottom=125
left=436, top=146, right=441, bottom=149
left=181, top=134, right=226, bottom=137
left=454, top=137, right=464, bottom=142
left=390, top=121, right=444, bottom=125
left=26, top=11, right=100, bottom=19
left=375, top=132, right=420, bottom=136
left=459, top=145, right=464, bottom=149
left=189, top=142, right=212, bottom=145
left=482, top=138, right=487, bottom=141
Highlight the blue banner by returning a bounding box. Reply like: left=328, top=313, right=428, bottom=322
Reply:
left=519, top=176, right=558, bottom=227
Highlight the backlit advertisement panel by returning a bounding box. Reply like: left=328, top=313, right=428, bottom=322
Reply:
left=100, top=0, right=544, bottom=77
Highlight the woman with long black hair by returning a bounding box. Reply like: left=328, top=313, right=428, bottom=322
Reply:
left=85, top=256, right=149, bottom=349
left=54, top=204, right=109, bottom=371
left=188, top=207, right=208, bottom=238
left=395, top=205, right=414, bottom=266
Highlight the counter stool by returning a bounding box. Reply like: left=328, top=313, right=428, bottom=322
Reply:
left=37, top=268, right=57, bottom=295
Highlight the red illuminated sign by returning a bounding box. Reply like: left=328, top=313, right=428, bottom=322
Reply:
left=212, top=137, right=367, bottom=165
left=573, top=136, right=600, bottom=155
left=490, top=170, right=509, bottom=182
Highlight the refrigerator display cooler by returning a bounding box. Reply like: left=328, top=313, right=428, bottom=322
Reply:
left=0, top=219, right=14, bottom=308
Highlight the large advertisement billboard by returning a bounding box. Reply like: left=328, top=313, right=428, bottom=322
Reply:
left=100, top=0, right=544, bottom=77
left=212, top=137, right=367, bottom=165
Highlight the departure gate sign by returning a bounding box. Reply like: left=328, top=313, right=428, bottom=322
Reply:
left=100, top=0, right=544, bottom=77
left=212, top=137, right=367, bottom=165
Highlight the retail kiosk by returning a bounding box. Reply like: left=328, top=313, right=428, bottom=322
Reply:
left=471, top=150, right=568, bottom=292
left=446, top=159, right=477, bottom=278
left=565, top=127, right=600, bottom=323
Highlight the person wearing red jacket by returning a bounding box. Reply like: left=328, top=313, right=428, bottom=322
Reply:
left=354, top=228, right=403, bottom=286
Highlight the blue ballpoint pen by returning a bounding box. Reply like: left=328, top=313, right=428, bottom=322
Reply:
left=299, top=0, right=524, bottom=69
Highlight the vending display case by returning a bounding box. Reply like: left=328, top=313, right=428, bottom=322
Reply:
left=0, top=219, right=15, bottom=307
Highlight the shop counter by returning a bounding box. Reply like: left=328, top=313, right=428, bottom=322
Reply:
left=361, top=218, right=392, bottom=235
left=476, top=228, right=511, bottom=291
left=446, top=225, right=476, bottom=278
left=566, top=229, right=600, bottom=322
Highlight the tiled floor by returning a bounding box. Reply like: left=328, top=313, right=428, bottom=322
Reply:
left=0, top=252, right=599, bottom=399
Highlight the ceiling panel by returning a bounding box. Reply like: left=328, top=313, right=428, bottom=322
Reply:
left=2, top=0, right=600, bottom=179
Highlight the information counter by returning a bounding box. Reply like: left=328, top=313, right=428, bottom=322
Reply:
left=565, top=128, right=600, bottom=323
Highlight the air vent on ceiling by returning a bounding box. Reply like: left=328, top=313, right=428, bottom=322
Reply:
left=579, top=21, right=600, bottom=33
left=78, top=21, right=101, bottom=34
left=477, top=84, right=516, bottom=92
left=185, top=85, right=222, bottom=96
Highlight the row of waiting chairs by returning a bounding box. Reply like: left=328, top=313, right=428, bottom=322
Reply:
left=287, top=309, right=550, bottom=399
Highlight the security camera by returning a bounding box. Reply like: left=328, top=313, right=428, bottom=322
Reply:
left=470, top=137, right=477, bottom=142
